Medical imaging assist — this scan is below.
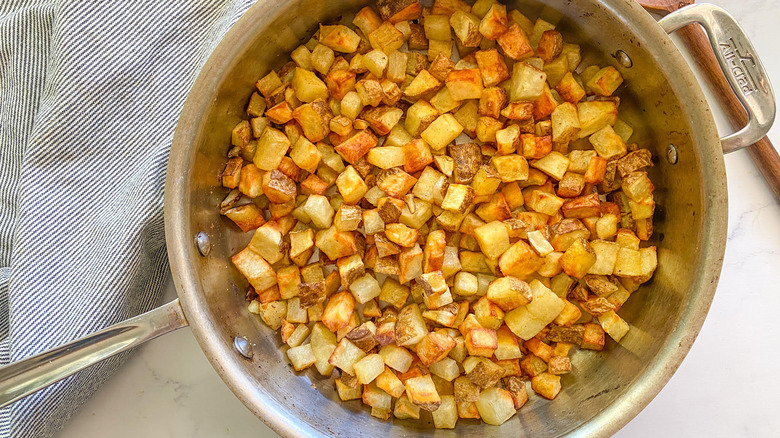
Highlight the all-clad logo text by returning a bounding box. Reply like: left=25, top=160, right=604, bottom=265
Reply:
left=719, top=38, right=756, bottom=96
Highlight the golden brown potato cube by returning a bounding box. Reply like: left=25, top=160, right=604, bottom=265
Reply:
left=510, top=62, right=546, bottom=102
left=362, top=105, right=403, bottom=136
left=450, top=10, right=482, bottom=47
left=616, top=149, right=653, bottom=178
left=299, top=280, right=327, bottom=308
left=536, top=30, right=563, bottom=63
left=428, top=39, right=453, bottom=62
left=441, top=183, right=475, bottom=213
left=422, top=229, right=447, bottom=273
left=396, top=303, right=428, bottom=346
left=530, top=151, right=569, bottom=181
left=491, top=154, right=529, bottom=182
left=562, top=193, right=601, bottom=219
left=478, top=3, right=508, bottom=40
left=393, top=394, right=422, bottom=420
left=368, top=21, right=405, bottom=54
left=577, top=100, right=618, bottom=138
left=476, top=116, right=503, bottom=143
left=475, top=192, right=513, bottom=221
left=590, top=125, right=627, bottom=160
left=424, top=14, right=452, bottom=41
left=449, top=142, right=482, bottom=184
left=353, top=6, right=382, bottom=36
left=380, top=79, right=402, bottom=106
left=498, top=239, right=544, bottom=279
left=265, top=102, right=293, bottom=125
left=319, top=24, right=361, bottom=53
left=465, top=357, right=504, bottom=389
left=446, top=68, right=484, bottom=101
left=556, top=172, right=585, bottom=198
left=556, top=72, right=586, bottom=104
left=470, top=165, right=501, bottom=198
left=560, top=237, right=597, bottom=278
left=385, top=223, right=419, bottom=247
left=501, top=103, right=533, bottom=125
left=356, top=78, right=384, bottom=108
left=232, top=247, right=277, bottom=291
left=587, top=66, right=623, bottom=96
left=231, top=120, right=252, bottom=150
left=454, top=375, right=481, bottom=402
left=329, top=115, right=353, bottom=137
left=520, top=353, right=547, bottom=377
left=474, top=221, right=511, bottom=260
left=417, top=332, right=457, bottom=366
left=262, top=170, right=296, bottom=204
left=478, top=87, right=508, bottom=119
left=584, top=156, right=608, bottom=184
left=551, top=102, right=581, bottom=143
left=422, top=302, right=461, bottom=327
left=454, top=99, right=479, bottom=138
left=524, top=337, right=554, bottom=362
left=495, top=325, right=522, bottom=360
left=427, top=52, right=455, bottom=82
left=254, top=126, right=291, bottom=171
left=325, top=70, right=357, bottom=101
left=276, top=265, right=301, bottom=300
left=224, top=204, right=266, bottom=232
left=486, top=276, right=532, bottom=311
left=494, top=124, right=520, bottom=155
left=519, top=134, right=550, bottom=160
left=321, top=291, right=356, bottom=333
left=408, top=23, right=429, bottom=51
left=531, top=85, right=559, bottom=120
left=377, top=197, right=405, bottom=223
left=581, top=322, right=605, bottom=350
left=377, top=0, right=421, bottom=23
left=531, top=372, right=561, bottom=400
left=433, top=0, right=470, bottom=14
left=405, top=374, right=441, bottom=412
left=547, top=355, right=571, bottom=375
left=337, top=253, right=365, bottom=289
left=405, top=69, right=443, bottom=100
left=335, top=165, right=368, bottom=205
left=465, top=327, right=498, bottom=357
left=386, top=51, right=408, bottom=83
left=404, top=100, right=438, bottom=137
left=621, top=170, right=654, bottom=203
left=334, top=129, right=378, bottom=165
left=221, top=157, right=243, bottom=189
left=311, top=44, right=336, bottom=76
left=472, top=296, right=504, bottom=329
left=288, top=137, right=320, bottom=173
left=376, top=167, right=418, bottom=198
left=473, top=50, right=510, bottom=88
left=403, top=138, right=434, bottom=173
left=255, top=71, right=283, bottom=98
left=398, top=244, right=424, bottom=284
left=496, top=22, right=532, bottom=60
left=238, top=164, right=263, bottom=198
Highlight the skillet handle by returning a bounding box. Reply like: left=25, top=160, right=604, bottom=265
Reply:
left=658, top=4, right=775, bottom=154
left=0, top=299, right=188, bottom=409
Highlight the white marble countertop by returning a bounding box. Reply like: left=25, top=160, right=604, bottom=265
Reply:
left=57, top=0, right=780, bottom=436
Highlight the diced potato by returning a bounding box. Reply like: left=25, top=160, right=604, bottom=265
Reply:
left=394, top=394, right=422, bottom=420
left=432, top=395, right=458, bottom=429
left=586, top=66, right=623, bottom=96
left=287, top=343, right=316, bottom=371
left=577, top=100, right=618, bottom=138
left=479, top=3, right=508, bottom=40
left=319, top=24, right=361, bottom=53
left=446, top=68, right=484, bottom=100
left=498, top=22, right=533, bottom=60
left=328, top=337, right=367, bottom=375
left=405, top=374, right=442, bottom=412
left=475, top=387, right=516, bottom=425
left=491, top=155, right=529, bottom=182
left=487, top=276, right=532, bottom=311
left=450, top=10, right=482, bottom=47
left=380, top=344, right=414, bottom=373
left=474, top=221, right=511, bottom=260
left=531, top=372, right=561, bottom=399
left=396, top=303, right=428, bottom=346
left=510, top=62, right=546, bottom=102
left=354, top=353, right=386, bottom=384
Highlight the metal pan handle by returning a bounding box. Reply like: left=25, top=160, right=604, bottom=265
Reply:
left=658, top=3, right=776, bottom=154
left=0, top=299, right=188, bottom=409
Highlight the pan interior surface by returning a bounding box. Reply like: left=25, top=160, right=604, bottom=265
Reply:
left=165, top=0, right=727, bottom=436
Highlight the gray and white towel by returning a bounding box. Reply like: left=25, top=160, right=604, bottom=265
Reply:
left=0, top=1, right=254, bottom=436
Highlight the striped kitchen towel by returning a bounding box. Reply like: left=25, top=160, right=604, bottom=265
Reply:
left=0, top=1, right=255, bottom=436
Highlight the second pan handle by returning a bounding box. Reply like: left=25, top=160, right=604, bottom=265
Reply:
left=659, top=3, right=776, bottom=154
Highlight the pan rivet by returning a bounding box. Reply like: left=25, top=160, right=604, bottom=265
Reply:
left=666, top=144, right=679, bottom=164
left=614, top=50, right=633, bottom=68
left=195, top=232, right=212, bottom=257
left=233, top=336, right=253, bottom=359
